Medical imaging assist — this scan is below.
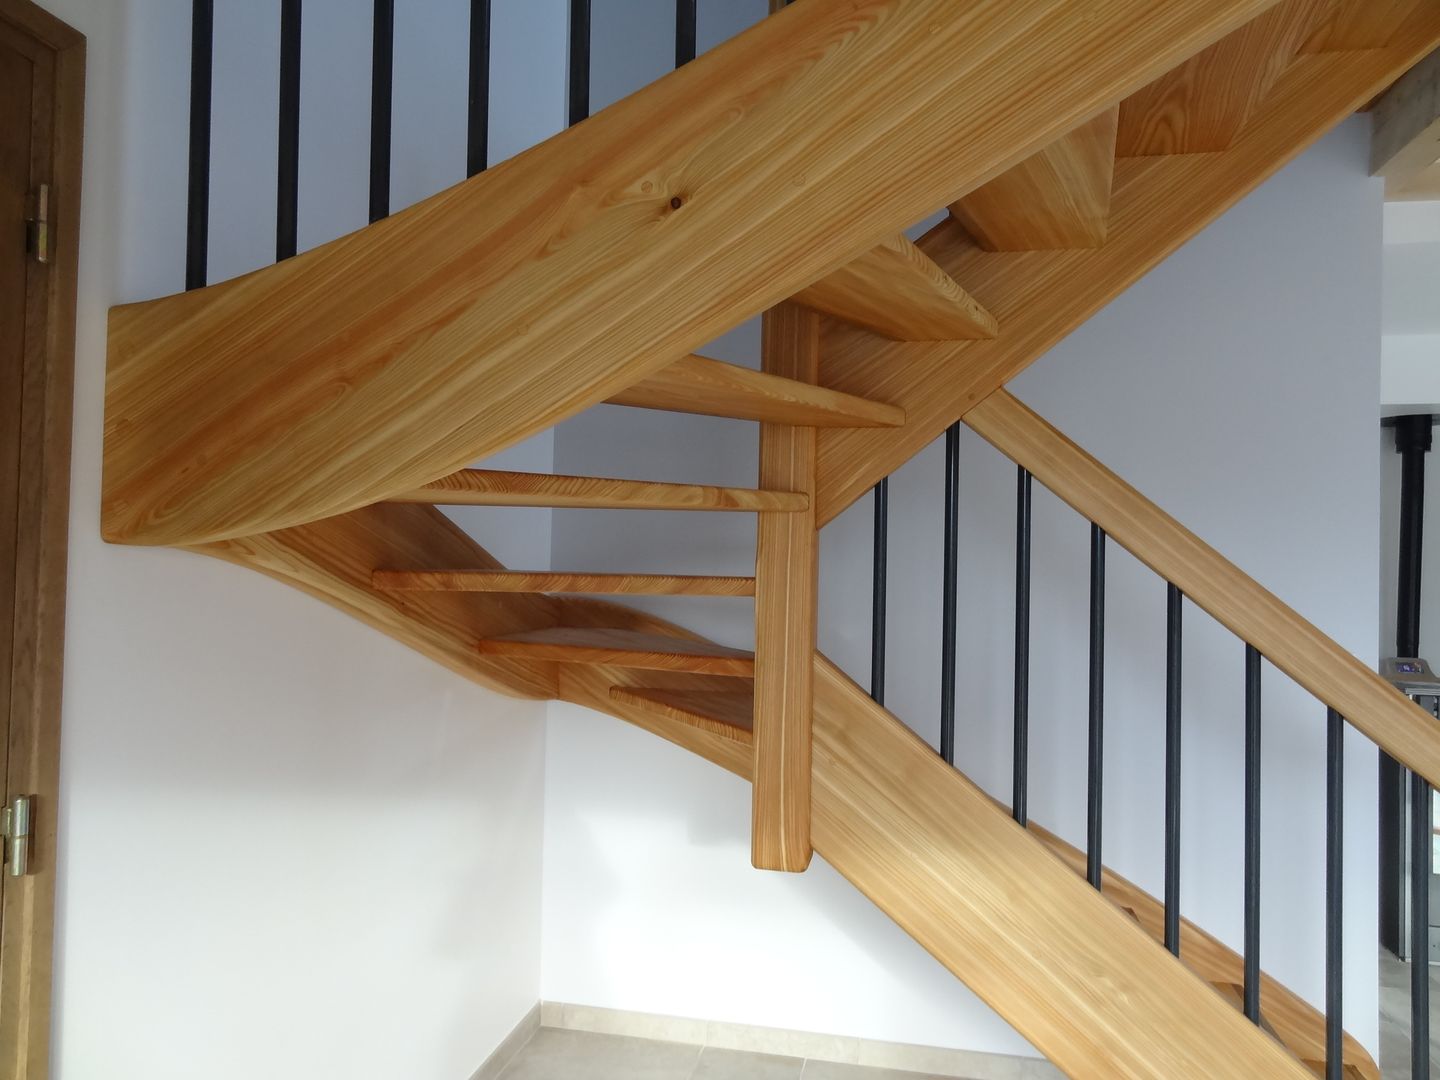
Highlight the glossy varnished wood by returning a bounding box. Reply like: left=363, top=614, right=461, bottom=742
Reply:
left=790, top=234, right=997, bottom=341
left=607, top=354, right=903, bottom=428
left=372, top=569, right=756, bottom=596
left=950, top=109, right=1120, bottom=251
left=478, top=626, right=755, bottom=677
left=389, top=468, right=808, bottom=512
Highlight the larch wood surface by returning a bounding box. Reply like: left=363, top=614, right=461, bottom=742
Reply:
left=388, top=468, right=808, bottom=512
left=1370, top=46, right=1440, bottom=200
left=966, top=390, right=1440, bottom=791
left=1302, top=0, right=1429, bottom=51
left=790, top=233, right=998, bottom=341
left=606, top=354, right=903, bottom=428
left=751, top=303, right=817, bottom=872
left=1117, top=0, right=1330, bottom=156
left=950, top=108, right=1119, bottom=251
left=372, top=570, right=757, bottom=596
left=813, top=9, right=1440, bottom=527
left=608, top=685, right=756, bottom=741
left=478, top=626, right=755, bottom=677
left=102, top=0, right=1277, bottom=547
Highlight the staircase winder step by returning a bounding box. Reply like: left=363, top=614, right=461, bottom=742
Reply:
left=388, top=469, right=808, bottom=512
left=477, top=627, right=754, bottom=676
left=609, top=686, right=755, bottom=742
left=375, top=570, right=756, bottom=596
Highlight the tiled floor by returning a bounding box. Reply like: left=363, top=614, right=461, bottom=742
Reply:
left=495, top=1029, right=971, bottom=1080
left=1378, top=947, right=1440, bottom=1075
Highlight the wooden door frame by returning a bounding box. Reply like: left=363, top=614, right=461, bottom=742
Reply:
left=0, top=2, right=82, bottom=1078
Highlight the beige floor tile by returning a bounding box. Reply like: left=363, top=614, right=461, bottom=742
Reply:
left=799, top=1061, right=961, bottom=1080
left=692, top=1047, right=805, bottom=1079
left=498, top=1028, right=700, bottom=1080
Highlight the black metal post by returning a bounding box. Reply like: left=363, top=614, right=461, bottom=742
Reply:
left=1326, top=708, right=1343, bottom=1080
left=276, top=0, right=302, bottom=262
left=568, top=0, right=591, bottom=126
left=1413, top=768, right=1431, bottom=1080
left=1164, top=583, right=1183, bottom=956
left=675, top=0, right=697, bottom=67
left=871, top=477, right=889, bottom=706
left=185, top=0, right=214, bottom=290
left=369, top=0, right=394, bottom=222
left=1244, top=643, right=1262, bottom=1024
left=940, top=425, right=960, bottom=764
left=1087, top=524, right=1105, bottom=889
left=467, top=0, right=492, bottom=177
left=1013, top=466, right=1032, bottom=825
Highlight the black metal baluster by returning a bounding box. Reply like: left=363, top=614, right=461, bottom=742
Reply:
left=1164, top=583, right=1183, bottom=956
left=568, top=0, right=591, bottom=126
left=467, top=0, right=491, bottom=177
left=1244, top=643, right=1262, bottom=1024
left=1087, top=524, right=1105, bottom=889
left=1325, top=708, right=1343, bottom=1080
left=871, top=477, right=889, bottom=706
left=276, top=0, right=302, bottom=262
left=675, top=0, right=697, bottom=67
left=185, top=0, right=214, bottom=290
left=369, top=0, right=394, bottom=222
left=1013, top=466, right=1032, bottom=825
left=1413, top=768, right=1431, bottom=1079
left=940, top=425, right=960, bottom=765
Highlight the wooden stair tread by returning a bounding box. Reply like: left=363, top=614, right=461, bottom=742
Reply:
left=607, top=354, right=903, bottom=428
left=387, top=469, right=808, bottom=512
left=478, top=627, right=754, bottom=676
left=374, top=570, right=755, bottom=596
left=790, top=234, right=998, bottom=341
left=609, top=686, right=755, bottom=741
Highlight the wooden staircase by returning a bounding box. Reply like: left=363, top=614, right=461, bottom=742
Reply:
left=104, top=0, right=1440, bottom=1076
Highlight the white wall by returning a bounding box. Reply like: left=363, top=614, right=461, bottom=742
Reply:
left=545, top=118, right=1384, bottom=1057
left=44, top=1, right=566, bottom=1076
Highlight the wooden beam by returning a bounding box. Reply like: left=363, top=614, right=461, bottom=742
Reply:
left=1371, top=46, right=1440, bottom=200
left=813, top=10, right=1440, bottom=526
left=102, top=0, right=1278, bottom=547
left=751, top=303, right=818, bottom=873
left=950, top=108, right=1120, bottom=251
left=965, top=390, right=1440, bottom=790
left=372, top=570, right=756, bottom=596
left=607, top=354, right=902, bottom=428
left=477, top=626, right=755, bottom=677
left=388, top=468, right=809, bottom=512
left=1117, top=0, right=1331, bottom=156
left=790, top=234, right=998, bottom=340
left=608, top=685, right=756, bottom=742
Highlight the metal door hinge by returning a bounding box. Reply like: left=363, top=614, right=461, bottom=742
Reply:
left=1, top=796, right=33, bottom=877
left=26, top=183, right=50, bottom=264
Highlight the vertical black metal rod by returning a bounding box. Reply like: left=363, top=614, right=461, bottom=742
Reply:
left=675, top=0, right=697, bottom=67
left=1087, top=524, right=1105, bottom=889
left=275, top=0, right=302, bottom=262
left=466, top=0, right=491, bottom=177
left=369, top=0, right=395, bottom=223
left=568, top=0, right=591, bottom=126
left=939, top=425, right=960, bottom=765
left=1325, top=708, right=1343, bottom=1080
left=185, top=0, right=214, bottom=290
left=1243, top=644, right=1262, bottom=1024
left=1412, top=769, right=1431, bottom=1080
left=1013, top=467, right=1032, bottom=825
left=1164, top=584, right=1183, bottom=956
left=871, top=477, right=889, bottom=706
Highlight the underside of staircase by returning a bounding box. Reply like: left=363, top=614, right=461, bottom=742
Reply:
left=103, top=1, right=1440, bottom=1076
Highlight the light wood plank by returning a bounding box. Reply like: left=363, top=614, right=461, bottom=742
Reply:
left=965, top=389, right=1440, bottom=789
left=478, top=626, right=755, bottom=677
left=372, top=570, right=756, bottom=596
left=1303, top=0, right=1427, bottom=51
left=813, top=12, right=1440, bottom=525
left=607, top=354, right=903, bottom=428
left=751, top=303, right=818, bottom=873
left=608, top=685, right=755, bottom=742
left=790, top=234, right=997, bottom=340
left=389, top=468, right=808, bottom=512
left=1371, top=46, right=1440, bottom=200
left=950, top=108, right=1120, bottom=251
left=102, top=0, right=1276, bottom=546
left=1118, top=0, right=1332, bottom=156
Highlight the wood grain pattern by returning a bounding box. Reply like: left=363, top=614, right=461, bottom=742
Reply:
left=372, top=570, right=757, bottom=596
left=1370, top=45, right=1440, bottom=200
left=608, top=685, right=755, bottom=741
left=813, top=11, right=1440, bottom=526
left=751, top=303, right=817, bottom=872
left=389, top=468, right=808, bottom=512
left=102, top=0, right=1276, bottom=547
left=607, top=354, right=903, bottom=427
left=966, top=390, right=1440, bottom=790
left=1117, top=0, right=1330, bottom=156
left=478, top=626, right=755, bottom=677
left=950, top=108, right=1120, bottom=251
left=1302, top=0, right=1427, bottom=51
left=790, top=233, right=998, bottom=340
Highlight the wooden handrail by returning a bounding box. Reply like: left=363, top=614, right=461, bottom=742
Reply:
left=966, top=390, right=1440, bottom=788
